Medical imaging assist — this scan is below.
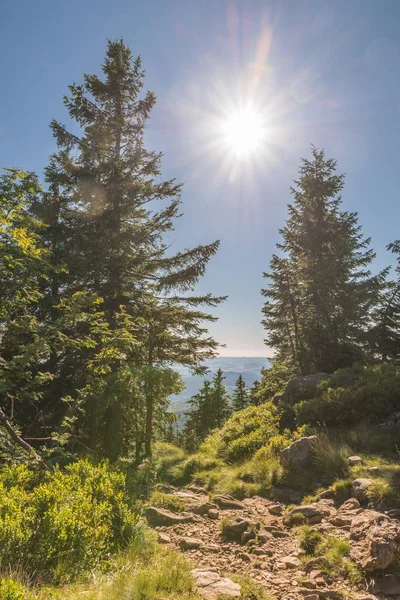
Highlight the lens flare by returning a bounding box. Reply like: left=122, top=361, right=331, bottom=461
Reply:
left=221, top=107, right=267, bottom=157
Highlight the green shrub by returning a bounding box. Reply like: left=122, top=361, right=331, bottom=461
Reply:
left=311, top=436, right=349, bottom=481
left=298, top=527, right=323, bottom=554
left=330, top=479, right=352, bottom=503
left=183, top=455, right=224, bottom=478
left=298, top=531, right=363, bottom=584
left=153, top=443, right=187, bottom=483
left=296, top=364, right=400, bottom=428
left=0, top=460, right=139, bottom=583
left=217, top=403, right=280, bottom=462
left=231, top=575, right=274, bottom=600
left=148, top=491, right=186, bottom=513
left=244, top=449, right=283, bottom=492
left=284, top=510, right=306, bottom=527
left=0, top=579, right=25, bottom=600
left=107, top=550, right=194, bottom=600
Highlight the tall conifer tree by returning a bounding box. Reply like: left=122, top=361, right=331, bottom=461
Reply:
left=37, top=40, right=224, bottom=458
left=232, top=374, right=249, bottom=411
left=262, top=147, right=381, bottom=374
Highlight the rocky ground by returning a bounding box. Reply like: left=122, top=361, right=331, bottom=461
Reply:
left=145, top=485, right=400, bottom=600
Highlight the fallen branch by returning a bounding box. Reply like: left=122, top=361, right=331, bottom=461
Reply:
left=0, top=406, right=53, bottom=472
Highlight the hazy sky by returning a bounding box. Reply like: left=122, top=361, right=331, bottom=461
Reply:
left=1, top=0, right=400, bottom=357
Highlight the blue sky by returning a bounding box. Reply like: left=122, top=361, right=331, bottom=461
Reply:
left=1, top=0, right=400, bottom=356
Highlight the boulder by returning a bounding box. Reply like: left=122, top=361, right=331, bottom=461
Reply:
left=350, top=509, right=400, bottom=571
left=221, top=517, right=250, bottom=542
left=179, top=536, right=202, bottom=550
left=145, top=506, right=198, bottom=527
left=192, top=501, right=218, bottom=515
left=187, top=484, right=208, bottom=494
left=157, top=532, right=171, bottom=544
left=348, top=455, right=362, bottom=466
left=285, top=501, right=334, bottom=525
left=280, top=436, right=318, bottom=468
left=370, top=574, right=400, bottom=596
left=351, top=478, right=373, bottom=503
left=282, top=555, right=300, bottom=568
left=268, top=503, right=284, bottom=516
left=191, top=569, right=241, bottom=600
left=212, top=495, right=245, bottom=510
left=338, top=497, right=360, bottom=512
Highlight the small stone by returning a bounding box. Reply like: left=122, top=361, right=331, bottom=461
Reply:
left=221, top=517, right=250, bottom=541
left=191, top=569, right=241, bottom=600
left=179, top=536, right=202, bottom=550
left=268, top=503, right=284, bottom=516
left=351, top=478, right=373, bottom=503
left=192, top=502, right=218, bottom=515
left=157, top=532, right=171, bottom=544
left=282, top=555, right=301, bottom=568
left=207, top=508, right=220, bottom=520
left=337, top=497, right=360, bottom=512
left=348, top=455, right=362, bottom=466
left=146, top=506, right=199, bottom=527
left=368, top=466, right=381, bottom=474
left=213, top=495, right=245, bottom=510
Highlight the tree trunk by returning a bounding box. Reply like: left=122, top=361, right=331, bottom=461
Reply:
left=144, top=348, right=154, bottom=458
left=105, top=88, right=123, bottom=461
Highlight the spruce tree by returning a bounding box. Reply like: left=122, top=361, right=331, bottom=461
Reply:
left=368, top=241, right=400, bottom=363
left=40, top=40, right=224, bottom=459
left=262, top=147, right=381, bottom=375
left=211, top=369, right=231, bottom=427
left=232, top=374, right=249, bottom=411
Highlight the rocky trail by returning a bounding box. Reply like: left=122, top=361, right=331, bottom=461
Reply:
left=145, top=484, right=400, bottom=600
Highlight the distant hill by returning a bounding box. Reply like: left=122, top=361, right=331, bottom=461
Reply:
left=169, top=357, right=270, bottom=416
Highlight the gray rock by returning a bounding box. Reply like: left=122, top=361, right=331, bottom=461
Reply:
left=268, top=503, right=284, bottom=516
left=286, top=501, right=334, bottom=524
left=351, top=478, right=374, bottom=503
left=157, top=532, right=171, bottom=544
left=221, top=517, right=250, bottom=542
left=370, top=574, right=400, bottom=596
left=280, top=436, right=318, bottom=468
left=187, top=484, right=208, bottom=494
left=337, top=497, right=360, bottom=512
left=192, top=501, right=218, bottom=515
left=145, top=506, right=198, bottom=527
left=179, top=536, right=202, bottom=550
left=348, top=455, right=362, bottom=466
left=207, top=508, right=220, bottom=519
left=213, top=495, right=245, bottom=510
left=350, top=509, right=400, bottom=571
left=241, top=529, right=257, bottom=545
left=191, top=569, right=241, bottom=600
left=282, top=555, right=301, bottom=568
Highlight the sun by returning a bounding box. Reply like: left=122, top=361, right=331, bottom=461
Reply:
left=221, top=106, right=267, bottom=157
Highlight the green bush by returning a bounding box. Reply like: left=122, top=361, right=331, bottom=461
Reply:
left=148, top=491, right=186, bottom=513
left=153, top=443, right=187, bottom=483
left=298, top=527, right=323, bottom=554
left=107, top=550, right=194, bottom=600
left=0, top=460, right=139, bottom=583
left=296, top=364, right=400, bottom=428
left=183, top=454, right=224, bottom=479
left=0, top=579, right=25, bottom=600
left=217, top=402, right=280, bottom=462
